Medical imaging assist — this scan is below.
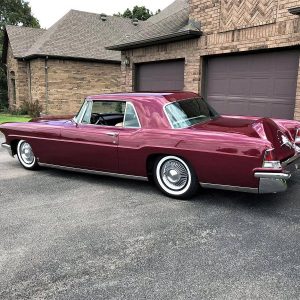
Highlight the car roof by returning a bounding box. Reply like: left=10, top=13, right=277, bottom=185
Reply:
left=86, top=91, right=199, bottom=102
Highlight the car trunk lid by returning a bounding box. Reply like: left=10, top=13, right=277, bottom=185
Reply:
left=192, top=116, right=296, bottom=161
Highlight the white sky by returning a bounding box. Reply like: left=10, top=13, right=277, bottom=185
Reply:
left=28, top=0, right=174, bottom=29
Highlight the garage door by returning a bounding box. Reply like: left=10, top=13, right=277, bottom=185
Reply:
left=135, top=60, right=184, bottom=92
left=205, top=50, right=299, bottom=119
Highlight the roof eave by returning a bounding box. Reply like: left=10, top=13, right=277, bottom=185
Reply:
left=106, top=30, right=202, bottom=51
left=14, top=54, right=121, bottom=64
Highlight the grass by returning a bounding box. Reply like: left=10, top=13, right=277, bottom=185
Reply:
left=0, top=113, right=31, bottom=124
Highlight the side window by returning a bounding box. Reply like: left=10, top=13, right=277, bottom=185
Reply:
left=124, top=103, right=140, bottom=128
left=82, top=101, right=93, bottom=124
left=80, top=100, right=126, bottom=126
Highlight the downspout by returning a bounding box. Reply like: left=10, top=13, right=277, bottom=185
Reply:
left=45, top=56, right=49, bottom=114
left=28, top=61, right=32, bottom=102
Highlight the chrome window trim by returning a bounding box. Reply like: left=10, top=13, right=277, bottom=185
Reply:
left=77, top=99, right=141, bottom=128
left=77, top=99, right=92, bottom=124
left=123, top=101, right=142, bottom=129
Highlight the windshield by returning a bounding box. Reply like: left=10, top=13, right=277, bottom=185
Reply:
left=164, top=98, right=219, bottom=129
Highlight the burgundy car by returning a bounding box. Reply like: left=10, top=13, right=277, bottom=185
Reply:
left=1, top=92, right=300, bottom=199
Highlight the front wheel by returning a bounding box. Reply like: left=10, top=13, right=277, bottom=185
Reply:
left=17, top=140, right=39, bottom=170
left=154, top=156, right=199, bottom=199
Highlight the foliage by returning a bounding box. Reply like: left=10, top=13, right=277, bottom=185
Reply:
left=116, top=6, right=154, bottom=21
left=0, top=0, right=40, bottom=109
left=20, top=100, right=43, bottom=118
left=0, top=0, right=40, bottom=30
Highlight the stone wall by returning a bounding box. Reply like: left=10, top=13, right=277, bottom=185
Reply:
left=6, top=50, right=121, bottom=114
left=6, top=43, right=29, bottom=109
left=121, top=0, right=300, bottom=119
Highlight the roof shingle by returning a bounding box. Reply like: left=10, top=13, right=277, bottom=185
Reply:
left=6, top=10, right=144, bottom=62
left=107, top=0, right=201, bottom=50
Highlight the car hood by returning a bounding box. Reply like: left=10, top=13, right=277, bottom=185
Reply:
left=192, top=116, right=296, bottom=161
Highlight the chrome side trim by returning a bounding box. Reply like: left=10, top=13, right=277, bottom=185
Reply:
left=1, top=143, right=13, bottom=157
left=200, top=182, right=258, bottom=193
left=254, top=172, right=291, bottom=179
left=38, top=163, right=148, bottom=181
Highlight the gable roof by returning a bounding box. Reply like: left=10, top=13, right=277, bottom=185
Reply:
left=5, top=26, right=46, bottom=58
left=4, top=10, right=144, bottom=63
left=107, top=0, right=201, bottom=51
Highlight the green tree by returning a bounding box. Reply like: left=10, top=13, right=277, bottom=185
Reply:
left=118, top=6, right=154, bottom=21
left=0, top=0, right=40, bottom=109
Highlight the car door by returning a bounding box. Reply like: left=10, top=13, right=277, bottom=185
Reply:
left=55, top=100, right=122, bottom=172
left=59, top=122, right=119, bottom=172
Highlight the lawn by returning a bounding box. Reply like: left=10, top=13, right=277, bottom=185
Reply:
left=0, top=114, right=31, bottom=124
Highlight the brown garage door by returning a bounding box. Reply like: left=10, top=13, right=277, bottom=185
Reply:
left=135, top=60, right=184, bottom=91
left=205, top=50, right=299, bottom=119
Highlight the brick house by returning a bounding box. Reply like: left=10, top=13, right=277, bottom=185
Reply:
left=2, top=10, right=142, bottom=114
left=108, top=0, right=300, bottom=120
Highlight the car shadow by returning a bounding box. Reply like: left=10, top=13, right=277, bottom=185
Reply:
left=36, top=166, right=300, bottom=214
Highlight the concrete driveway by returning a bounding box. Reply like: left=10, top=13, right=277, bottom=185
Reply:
left=0, top=134, right=300, bottom=299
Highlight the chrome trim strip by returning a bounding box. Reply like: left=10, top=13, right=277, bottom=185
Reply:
left=254, top=172, right=291, bottom=179
left=1, top=143, right=13, bottom=157
left=38, top=163, right=148, bottom=181
left=200, top=182, right=258, bottom=193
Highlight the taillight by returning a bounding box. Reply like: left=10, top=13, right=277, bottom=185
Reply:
left=295, top=128, right=300, bottom=144
left=262, top=148, right=281, bottom=169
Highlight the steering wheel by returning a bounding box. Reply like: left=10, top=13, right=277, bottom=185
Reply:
left=95, top=114, right=107, bottom=125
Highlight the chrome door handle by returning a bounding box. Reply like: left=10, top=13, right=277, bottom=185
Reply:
left=106, top=132, right=119, bottom=137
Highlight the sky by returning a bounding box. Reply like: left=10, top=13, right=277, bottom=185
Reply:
left=28, top=0, right=175, bottom=29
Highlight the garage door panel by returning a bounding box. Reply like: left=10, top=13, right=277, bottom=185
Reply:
left=229, top=78, right=250, bottom=96
left=206, top=50, right=299, bottom=119
left=136, top=60, right=184, bottom=92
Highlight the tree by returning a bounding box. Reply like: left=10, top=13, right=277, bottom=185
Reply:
left=117, top=6, right=154, bottom=21
left=0, top=0, right=40, bottom=109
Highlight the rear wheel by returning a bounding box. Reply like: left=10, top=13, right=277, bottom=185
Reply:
left=154, top=156, right=198, bottom=199
left=17, top=140, right=39, bottom=170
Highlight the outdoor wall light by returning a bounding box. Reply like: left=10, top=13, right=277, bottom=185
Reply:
left=122, top=57, right=130, bottom=66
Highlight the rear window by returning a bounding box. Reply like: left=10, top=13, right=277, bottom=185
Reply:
left=164, top=98, right=219, bottom=129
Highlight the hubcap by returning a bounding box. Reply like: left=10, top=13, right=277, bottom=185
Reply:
left=161, top=159, right=189, bottom=190
left=20, top=142, right=34, bottom=165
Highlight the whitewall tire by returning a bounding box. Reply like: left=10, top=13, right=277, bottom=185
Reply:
left=17, top=140, right=39, bottom=170
left=154, top=156, right=198, bottom=199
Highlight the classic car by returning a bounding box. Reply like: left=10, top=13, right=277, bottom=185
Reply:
left=1, top=92, right=300, bottom=199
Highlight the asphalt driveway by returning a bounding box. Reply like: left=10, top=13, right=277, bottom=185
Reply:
left=0, top=134, right=300, bottom=299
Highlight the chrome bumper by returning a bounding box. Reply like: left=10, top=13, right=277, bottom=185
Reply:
left=1, top=143, right=13, bottom=157
left=255, top=153, right=300, bottom=193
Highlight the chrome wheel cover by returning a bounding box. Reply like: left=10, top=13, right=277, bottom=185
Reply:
left=156, top=156, right=192, bottom=196
left=161, top=159, right=189, bottom=190
left=18, top=140, right=36, bottom=167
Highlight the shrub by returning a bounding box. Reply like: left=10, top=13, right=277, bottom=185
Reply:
left=20, top=100, right=43, bottom=118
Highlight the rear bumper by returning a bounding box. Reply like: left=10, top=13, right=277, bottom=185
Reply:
left=254, top=153, right=300, bottom=193
left=1, top=143, right=13, bottom=157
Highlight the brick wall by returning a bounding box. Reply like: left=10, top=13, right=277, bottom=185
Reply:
left=121, top=0, right=300, bottom=120
left=7, top=49, right=121, bottom=114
